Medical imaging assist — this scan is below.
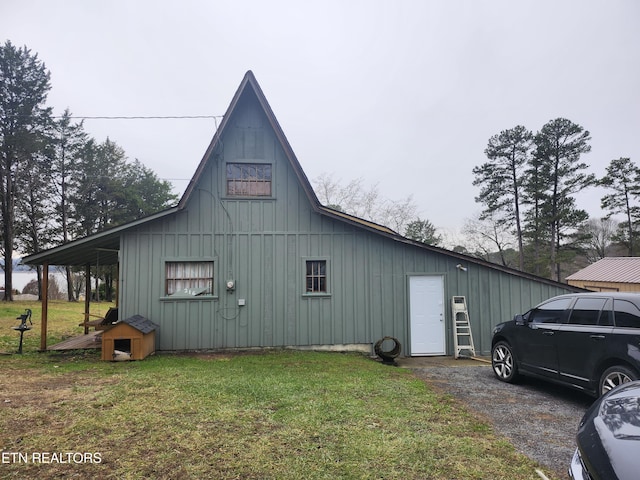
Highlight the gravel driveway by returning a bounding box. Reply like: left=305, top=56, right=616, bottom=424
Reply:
left=401, top=358, right=595, bottom=479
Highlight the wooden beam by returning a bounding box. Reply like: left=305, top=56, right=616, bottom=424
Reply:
left=40, top=262, right=49, bottom=351
left=84, top=264, right=91, bottom=335
left=115, top=264, right=119, bottom=308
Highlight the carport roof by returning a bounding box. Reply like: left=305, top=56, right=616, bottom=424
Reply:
left=22, top=207, right=178, bottom=267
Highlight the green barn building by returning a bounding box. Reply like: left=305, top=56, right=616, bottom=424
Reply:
left=25, top=71, right=579, bottom=356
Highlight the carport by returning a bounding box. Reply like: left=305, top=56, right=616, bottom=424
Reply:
left=21, top=209, right=176, bottom=350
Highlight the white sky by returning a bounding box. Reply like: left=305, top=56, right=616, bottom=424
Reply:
left=2, top=0, right=639, bottom=240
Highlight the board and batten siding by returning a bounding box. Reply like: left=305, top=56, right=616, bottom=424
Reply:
left=119, top=218, right=573, bottom=355
left=118, top=82, right=575, bottom=355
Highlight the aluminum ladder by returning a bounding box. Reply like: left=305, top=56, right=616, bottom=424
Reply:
left=452, top=296, right=476, bottom=359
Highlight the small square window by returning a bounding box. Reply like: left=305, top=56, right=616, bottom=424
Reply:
left=166, top=261, right=213, bottom=296
left=306, top=260, right=327, bottom=293
left=226, top=163, right=272, bottom=196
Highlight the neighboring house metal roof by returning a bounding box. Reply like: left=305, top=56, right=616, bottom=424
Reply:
left=566, top=257, right=640, bottom=284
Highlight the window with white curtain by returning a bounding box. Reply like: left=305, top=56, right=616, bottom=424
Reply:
left=165, top=261, right=214, bottom=296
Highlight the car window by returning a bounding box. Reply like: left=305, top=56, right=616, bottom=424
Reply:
left=599, top=298, right=614, bottom=326
left=614, top=300, right=640, bottom=328
left=568, top=298, right=607, bottom=326
left=529, top=298, right=572, bottom=324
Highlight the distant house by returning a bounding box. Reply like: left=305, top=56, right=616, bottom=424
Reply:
left=24, top=71, right=580, bottom=356
left=566, top=257, right=640, bottom=292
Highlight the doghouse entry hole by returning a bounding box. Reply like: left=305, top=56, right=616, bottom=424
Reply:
left=114, top=338, right=131, bottom=353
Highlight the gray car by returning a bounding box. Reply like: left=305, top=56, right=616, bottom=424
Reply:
left=569, top=380, right=640, bottom=479
left=491, top=292, right=640, bottom=397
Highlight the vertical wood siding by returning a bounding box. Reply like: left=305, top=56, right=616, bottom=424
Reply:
left=119, top=87, right=574, bottom=355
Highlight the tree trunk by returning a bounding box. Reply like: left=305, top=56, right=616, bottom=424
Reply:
left=66, top=266, right=76, bottom=301
left=2, top=172, right=14, bottom=301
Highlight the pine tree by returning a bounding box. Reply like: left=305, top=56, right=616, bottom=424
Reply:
left=51, top=110, right=88, bottom=300
left=600, top=157, right=640, bottom=256
left=404, top=218, right=442, bottom=246
left=532, top=118, right=594, bottom=281
left=473, top=126, right=532, bottom=270
left=0, top=41, right=52, bottom=300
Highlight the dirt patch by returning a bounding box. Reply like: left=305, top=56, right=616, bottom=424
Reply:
left=0, top=365, right=117, bottom=438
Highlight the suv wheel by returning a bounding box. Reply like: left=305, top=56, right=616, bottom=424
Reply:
left=492, top=341, right=518, bottom=383
left=599, top=366, right=638, bottom=396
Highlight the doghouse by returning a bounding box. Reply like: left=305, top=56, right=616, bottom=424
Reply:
left=101, top=315, right=158, bottom=361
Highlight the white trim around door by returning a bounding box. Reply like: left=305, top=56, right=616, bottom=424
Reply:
left=409, top=275, right=445, bottom=356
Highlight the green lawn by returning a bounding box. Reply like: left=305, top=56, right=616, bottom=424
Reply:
left=0, top=301, right=554, bottom=479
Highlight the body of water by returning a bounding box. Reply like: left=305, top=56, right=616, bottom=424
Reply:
left=4, top=270, right=69, bottom=295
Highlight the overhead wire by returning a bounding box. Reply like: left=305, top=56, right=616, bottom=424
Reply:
left=51, top=115, right=224, bottom=120
left=11, top=114, right=225, bottom=120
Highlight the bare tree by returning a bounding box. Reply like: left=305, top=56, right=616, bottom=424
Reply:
left=313, top=173, right=417, bottom=233
left=462, top=213, right=517, bottom=267
left=22, top=274, right=64, bottom=299
left=578, top=217, right=618, bottom=263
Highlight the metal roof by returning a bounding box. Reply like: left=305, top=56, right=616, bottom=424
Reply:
left=566, top=257, right=640, bottom=284
left=22, top=207, right=178, bottom=267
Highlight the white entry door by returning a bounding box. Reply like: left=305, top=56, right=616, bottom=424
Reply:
left=409, top=275, right=445, bottom=356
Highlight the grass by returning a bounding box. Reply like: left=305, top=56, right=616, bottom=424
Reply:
left=1, top=301, right=555, bottom=479
left=0, top=300, right=113, bottom=354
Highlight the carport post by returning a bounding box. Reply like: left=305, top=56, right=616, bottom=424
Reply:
left=84, top=264, right=91, bottom=335
left=40, top=262, right=49, bottom=351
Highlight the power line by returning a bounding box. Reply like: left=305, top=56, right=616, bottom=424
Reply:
left=50, top=115, right=223, bottom=120
left=10, top=114, right=223, bottom=120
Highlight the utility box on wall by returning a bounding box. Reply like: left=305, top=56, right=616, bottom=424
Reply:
left=101, top=315, right=158, bottom=361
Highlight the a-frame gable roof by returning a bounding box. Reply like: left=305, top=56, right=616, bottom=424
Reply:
left=178, top=71, right=397, bottom=236
left=23, top=70, right=581, bottom=292
left=178, top=70, right=320, bottom=210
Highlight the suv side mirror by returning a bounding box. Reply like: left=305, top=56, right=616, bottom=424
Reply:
left=514, top=314, right=526, bottom=326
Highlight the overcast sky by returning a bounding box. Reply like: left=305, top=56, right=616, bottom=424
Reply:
left=3, top=0, right=639, bottom=241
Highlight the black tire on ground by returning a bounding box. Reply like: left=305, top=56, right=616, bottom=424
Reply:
left=374, top=336, right=401, bottom=364
left=599, top=365, right=638, bottom=396
left=491, top=341, right=519, bottom=383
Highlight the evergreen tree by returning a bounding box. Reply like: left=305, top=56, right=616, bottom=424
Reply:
left=14, top=142, right=54, bottom=299
left=0, top=41, right=52, bottom=300
left=472, top=126, right=532, bottom=270
left=521, top=146, right=551, bottom=276
left=600, top=157, right=640, bottom=256
left=531, top=118, right=594, bottom=281
left=51, top=110, right=88, bottom=300
left=110, top=158, right=177, bottom=224
left=70, top=138, right=123, bottom=236
left=404, top=218, right=442, bottom=245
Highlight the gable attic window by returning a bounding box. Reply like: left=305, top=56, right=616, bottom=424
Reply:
left=227, top=163, right=272, bottom=196
left=166, top=261, right=214, bottom=297
left=306, top=260, right=327, bottom=293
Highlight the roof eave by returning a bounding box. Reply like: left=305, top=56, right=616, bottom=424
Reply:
left=22, top=207, right=179, bottom=266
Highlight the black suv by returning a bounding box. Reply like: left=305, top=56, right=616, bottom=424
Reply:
left=491, top=292, right=640, bottom=397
